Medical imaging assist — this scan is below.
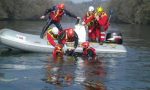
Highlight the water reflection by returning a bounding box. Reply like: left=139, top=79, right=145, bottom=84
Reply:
left=1, top=21, right=150, bottom=90
left=81, top=57, right=106, bottom=90
left=0, top=73, right=18, bottom=82
left=83, top=81, right=106, bottom=90
left=42, top=56, right=77, bottom=87
left=42, top=56, right=106, bottom=90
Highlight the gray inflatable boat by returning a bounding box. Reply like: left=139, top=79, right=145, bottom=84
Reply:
left=0, top=28, right=127, bottom=53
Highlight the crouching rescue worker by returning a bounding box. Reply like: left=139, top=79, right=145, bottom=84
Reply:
left=46, top=27, right=59, bottom=47
left=81, top=41, right=96, bottom=57
left=58, top=28, right=78, bottom=55
left=46, top=27, right=64, bottom=60
left=95, top=7, right=110, bottom=45
left=40, top=3, right=80, bottom=38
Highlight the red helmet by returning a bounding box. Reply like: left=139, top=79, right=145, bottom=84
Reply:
left=57, top=4, right=65, bottom=9
left=82, top=42, right=90, bottom=48
left=66, top=28, right=74, bottom=37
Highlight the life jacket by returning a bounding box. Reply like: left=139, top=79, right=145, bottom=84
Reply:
left=85, top=12, right=97, bottom=27
left=99, top=12, right=110, bottom=31
left=50, top=9, right=64, bottom=22
left=47, top=28, right=58, bottom=46
left=47, top=29, right=58, bottom=39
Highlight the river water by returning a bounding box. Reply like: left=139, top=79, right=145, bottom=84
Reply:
left=0, top=21, right=150, bottom=90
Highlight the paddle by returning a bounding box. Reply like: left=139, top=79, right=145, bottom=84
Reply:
left=108, top=9, right=113, bottom=22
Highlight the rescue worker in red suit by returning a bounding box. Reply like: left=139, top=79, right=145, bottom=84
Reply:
left=58, top=28, right=78, bottom=55
left=46, top=27, right=64, bottom=59
left=40, top=3, right=80, bottom=38
left=82, top=6, right=98, bottom=42
left=46, top=27, right=59, bottom=47
left=81, top=41, right=96, bottom=57
left=95, top=7, right=110, bottom=44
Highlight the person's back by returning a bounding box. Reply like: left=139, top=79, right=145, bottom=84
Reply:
left=95, top=7, right=109, bottom=31
left=47, top=27, right=59, bottom=47
left=95, top=6, right=110, bottom=44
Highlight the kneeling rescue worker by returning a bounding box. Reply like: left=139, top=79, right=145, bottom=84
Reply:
left=81, top=41, right=96, bottom=57
left=58, top=28, right=78, bottom=55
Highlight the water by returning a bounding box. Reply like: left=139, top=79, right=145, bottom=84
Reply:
left=0, top=21, right=150, bottom=90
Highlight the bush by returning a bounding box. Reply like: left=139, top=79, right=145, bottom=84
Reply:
left=108, top=0, right=150, bottom=24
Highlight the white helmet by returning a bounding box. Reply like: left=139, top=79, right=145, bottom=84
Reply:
left=52, top=27, right=59, bottom=35
left=88, top=6, right=94, bottom=12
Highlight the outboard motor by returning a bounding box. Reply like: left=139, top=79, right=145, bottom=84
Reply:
left=106, top=32, right=123, bottom=44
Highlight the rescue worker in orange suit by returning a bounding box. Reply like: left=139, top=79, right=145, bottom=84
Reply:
left=95, top=7, right=110, bottom=44
left=46, top=27, right=59, bottom=47
left=58, top=28, right=78, bottom=55
left=81, top=41, right=96, bottom=57
left=82, top=6, right=98, bottom=42
left=40, top=3, right=80, bottom=38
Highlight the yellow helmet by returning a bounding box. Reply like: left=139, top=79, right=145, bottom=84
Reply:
left=97, top=7, right=104, bottom=13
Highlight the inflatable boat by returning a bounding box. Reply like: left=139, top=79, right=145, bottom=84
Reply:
left=0, top=25, right=127, bottom=53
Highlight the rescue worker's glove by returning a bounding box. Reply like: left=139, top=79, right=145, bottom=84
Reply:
left=77, top=17, right=81, bottom=20
left=95, top=14, right=99, bottom=21
left=76, top=17, right=81, bottom=25
left=89, top=29, right=92, bottom=33
left=65, top=49, right=75, bottom=56
left=82, top=22, right=85, bottom=25
left=40, top=15, right=45, bottom=19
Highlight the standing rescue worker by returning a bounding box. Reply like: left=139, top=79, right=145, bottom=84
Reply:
left=58, top=28, right=78, bottom=54
left=82, top=6, right=98, bottom=42
left=40, top=3, right=80, bottom=38
left=95, top=7, right=110, bottom=44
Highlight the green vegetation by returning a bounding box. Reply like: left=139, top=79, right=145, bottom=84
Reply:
left=0, top=0, right=102, bottom=21
left=108, top=0, right=150, bottom=24
left=0, top=0, right=149, bottom=24
left=0, top=0, right=53, bottom=20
